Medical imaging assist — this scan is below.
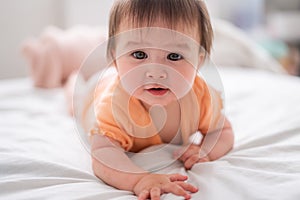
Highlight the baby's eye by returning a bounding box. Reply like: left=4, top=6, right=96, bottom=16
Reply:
left=131, top=51, right=148, bottom=59
left=167, top=53, right=183, bottom=61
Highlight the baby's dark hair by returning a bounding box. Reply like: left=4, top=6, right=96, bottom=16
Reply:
left=107, top=0, right=213, bottom=59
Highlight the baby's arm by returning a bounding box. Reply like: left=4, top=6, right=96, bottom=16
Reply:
left=175, top=116, right=234, bottom=170
left=91, top=134, right=198, bottom=199
left=201, top=116, right=234, bottom=161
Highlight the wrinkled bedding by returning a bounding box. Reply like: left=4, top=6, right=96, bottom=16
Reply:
left=0, top=67, right=300, bottom=200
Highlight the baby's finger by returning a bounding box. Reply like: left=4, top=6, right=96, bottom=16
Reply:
left=176, top=151, right=191, bottom=162
left=168, top=173, right=188, bottom=182
left=184, top=154, right=199, bottom=170
left=198, top=156, right=210, bottom=163
left=174, top=145, right=199, bottom=162
left=150, top=187, right=161, bottom=200
left=162, top=183, right=191, bottom=199
left=138, top=190, right=149, bottom=200
left=176, top=181, right=198, bottom=193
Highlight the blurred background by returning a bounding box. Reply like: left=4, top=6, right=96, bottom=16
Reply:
left=0, top=0, right=299, bottom=79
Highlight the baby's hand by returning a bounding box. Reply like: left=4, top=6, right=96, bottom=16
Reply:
left=133, top=173, right=198, bottom=200
left=174, top=144, right=210, bottom=170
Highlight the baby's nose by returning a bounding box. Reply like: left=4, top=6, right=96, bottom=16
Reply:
left=146, top=70, right=167, bottom=80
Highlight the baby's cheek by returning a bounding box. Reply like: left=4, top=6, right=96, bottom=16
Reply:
left=169, top=78, right=193, bottom=98
left=174, top=63, right=196, bottom=82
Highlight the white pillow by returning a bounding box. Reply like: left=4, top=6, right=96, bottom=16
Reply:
left=210, top=19, right=286, bottom=74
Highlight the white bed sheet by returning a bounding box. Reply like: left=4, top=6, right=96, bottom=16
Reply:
left=0, top=67, right=300, bottom=200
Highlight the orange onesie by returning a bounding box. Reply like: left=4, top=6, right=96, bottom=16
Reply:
left=89, top=73, right=223, bottom=153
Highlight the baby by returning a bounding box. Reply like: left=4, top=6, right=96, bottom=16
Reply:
left=80, top=0, right=234, bottom=199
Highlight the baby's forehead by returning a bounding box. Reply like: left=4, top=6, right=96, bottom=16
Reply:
left=115, top=27, right=200, bottom=52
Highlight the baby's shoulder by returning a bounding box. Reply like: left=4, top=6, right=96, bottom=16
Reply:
left=192, top=76, right=222, bottom=106
left=192, top=76, right=209, bottom=97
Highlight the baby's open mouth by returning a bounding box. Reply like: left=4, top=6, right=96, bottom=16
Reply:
left=146, top=87, right=169, bottom=96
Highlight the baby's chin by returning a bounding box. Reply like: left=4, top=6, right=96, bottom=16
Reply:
left=131, top=88, right=179, bottom=107
left=138, top=96, right=178, bottom=108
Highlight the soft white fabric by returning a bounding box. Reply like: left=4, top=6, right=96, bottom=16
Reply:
left=1, top=67, right=300, bottom=200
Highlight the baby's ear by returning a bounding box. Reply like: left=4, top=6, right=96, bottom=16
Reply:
left=197, top=52, right=205, bottom=69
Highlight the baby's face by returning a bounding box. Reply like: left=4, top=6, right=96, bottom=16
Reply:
left=114, top=21, right=203, bottom=106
